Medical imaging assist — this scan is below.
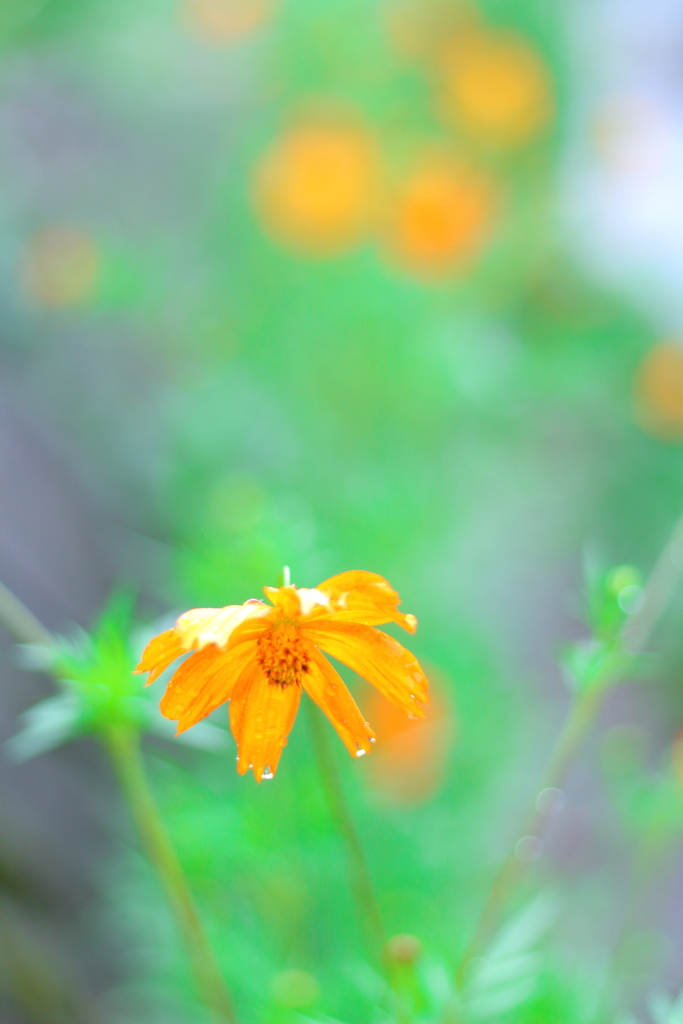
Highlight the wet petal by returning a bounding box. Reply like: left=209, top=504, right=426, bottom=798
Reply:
left=181, top=601, right=268, bottom=649
left=263, top=585, right=301, bottom=617
left=303, top=621, right=428, bottom=717
left=175, top=607, right=223, bottom=648
left=304, top=648, right=375, bottom=757
left=230, top=664, right=302, bottom=781
left=313, top=570, right=417, bottom=632
left=135, top=628, right=185, bottom=684
left=161, top=639, right=258, bottom=730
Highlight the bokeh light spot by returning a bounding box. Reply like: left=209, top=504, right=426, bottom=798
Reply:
left=252, top=121, right=379, bottom=256
left=385, top=933, right=423, bottom=964
left=634, top=341, right=683, bottom=440
left=438, top=30, right=554, bottom=147
left=270, top=969, right=320, bottom=1009
left=383, top=152, right=497, bottom=276
left=181, top=0, right=274, bottom=45
left=22, top=226, right=100, bottom=308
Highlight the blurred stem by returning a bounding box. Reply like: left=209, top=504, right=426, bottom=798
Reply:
left=104, top=727, right=237, bottom=1024
left=455, top=683, right=608, bottom=981
left=455, top=507, right=683, bottom=985
left=0, top=580, right=237, bottom=1023
left=307, top=703, right=386, bottom=951
left=307, top=704, right=414, bottom=1022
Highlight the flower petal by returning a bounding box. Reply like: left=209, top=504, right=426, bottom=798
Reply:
left=161, top=639, right=258, bottom=731
left=304, top=648, right=375, bottom=757
left=135, top=628, right=185, bottom=684
left=303, top=621, right=428, bottom=717
left=263, top=585, right=301, bottom=617
left=313, top=570, right=417, bottom=632
left=229, top=666, right=302, bottom=781
left=180, top=601, right=268, bottom=650
left=175, top=607, right=223, bottom=648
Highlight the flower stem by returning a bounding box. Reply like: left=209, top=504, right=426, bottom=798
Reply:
left=307, top=702, right=386, bottom=952
left=455, top=683, right=607, bottom=981
left=455, top=508, right=683, bottom=984
left=0, top=582, right=237, bottom=1024
left=104, top=727, right=237, bottom=1024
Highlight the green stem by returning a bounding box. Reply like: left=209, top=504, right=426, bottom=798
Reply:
left=455, top=508, right=683, bottom=984
left=0, top=581, right=238, bottom=1023
left=455, top=683, right=608, bottom=981
left=105, top=727, right=237, bottom=1024
left=307, top=705, right=414, bottom=1023
left=307, top=702, right=386, bottom=952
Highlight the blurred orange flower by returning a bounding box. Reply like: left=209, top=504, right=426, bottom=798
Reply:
left=181, top=0, right=273, bottom=45
left=252, top=122, right=379, bottom=255
left=384, top=151, right=497, bottom=275
left=634, top=342, right=683, bottom=441
left=438, top=29, right=554, bottom=147
left=137, top=571, right=428, bottom=780
left=22, top=226, right=100, bottom=308
left=364, top=665, right=454, bottom=804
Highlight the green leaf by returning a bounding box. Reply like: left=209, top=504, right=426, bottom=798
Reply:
left=5, top=692, right=82, bottom=762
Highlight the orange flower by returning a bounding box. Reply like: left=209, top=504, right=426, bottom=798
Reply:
left=136, top=571, right=428, bottom=781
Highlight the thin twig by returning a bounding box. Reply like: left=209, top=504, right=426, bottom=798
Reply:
left=0, top=582, right=237, bottom=1023
left=307, top=701, right=386, bottom=951
left=106, top=728, right=237, bottom=1024
left=455, top=507, right=683, bottom=982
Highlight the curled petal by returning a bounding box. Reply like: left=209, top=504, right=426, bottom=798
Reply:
left=161, top=639, right=258, bottom=730
left=304, top=621, right=428, bottom=717
left=135, top=629, right=185, bottom=684
left=304, top=648, right=375, bottom=757
left=180, top=601, right=267, bottom=650
left=263, top=585, right=301, bottom=617
left=314, top=570, right=417, bottom=632
left=230, top=664, right=302, bottom=781
left=175, top=607, right=223, bottom=648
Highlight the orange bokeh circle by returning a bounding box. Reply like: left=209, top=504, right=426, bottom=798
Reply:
left=383, top=151, right=497, bottom=276
left=438, top=29, right=554, bottom=147
left=181, top=0, right=274, bottom=45
left=21, top=226, right=100, bottom=308
left=634, top=342, right=683, bottom=441
left=252, top=122, right=379, bottom=256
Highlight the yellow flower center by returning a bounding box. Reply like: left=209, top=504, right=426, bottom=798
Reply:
left=256, top=623, right=311, bottom=688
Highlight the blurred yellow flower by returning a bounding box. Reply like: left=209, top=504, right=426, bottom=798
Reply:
left=634, top=341, right=683, bottom=440
left=438, top=29, right=554, bottom=147
left=252, top=122, right=379, bottom=255
left=383, top=151, right=497, bottom=275
left=22, top=226, right=100, bottom=308
left=181, top=0, right=273, bottom=44
left=136, top=571, right=428, bottom=780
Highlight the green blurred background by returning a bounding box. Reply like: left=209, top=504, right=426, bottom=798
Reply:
left=3, top=0, right=683, bottom=1021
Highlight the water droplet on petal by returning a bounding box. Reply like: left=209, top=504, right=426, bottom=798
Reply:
left=355, top=748, right=367, bottom=757
left=261, top=765, right=274, bottom=780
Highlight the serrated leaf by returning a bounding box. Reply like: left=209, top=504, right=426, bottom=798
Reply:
left=467, top=951, right=543, bottom=992
left=467, top=976, right=538, bottom=1018
left=485, top=890, right=558, bottom=961
left=5, top=692, right=82, bottom=762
